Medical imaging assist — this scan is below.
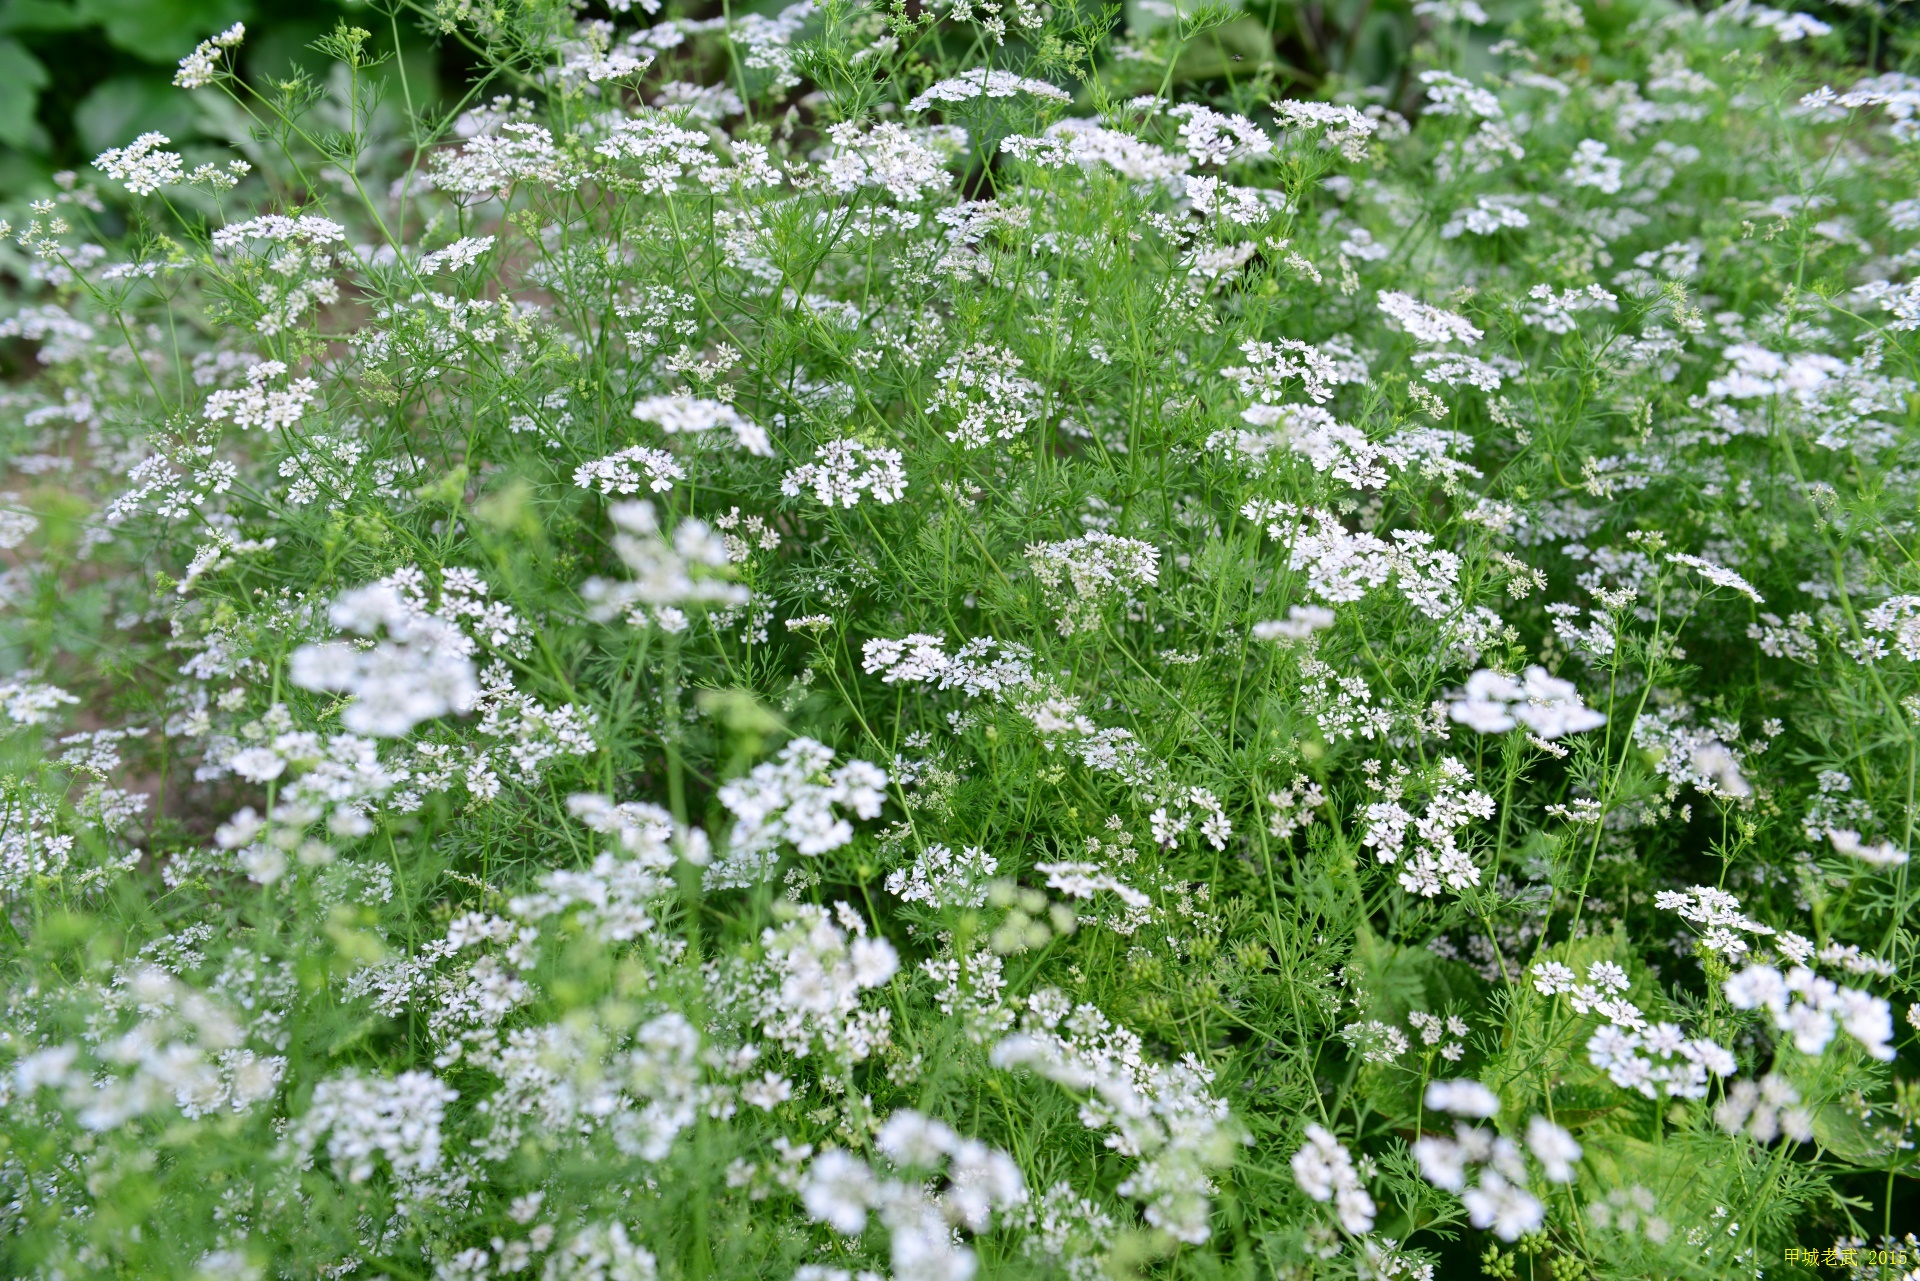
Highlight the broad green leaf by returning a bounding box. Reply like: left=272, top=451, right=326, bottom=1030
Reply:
left=73, top=74, right=197, bottom=155
left=73, top=0, right=246, bottom=63
left=0, top=0, right=86, bottom=34
left=0, top=36, right=48, bottom=150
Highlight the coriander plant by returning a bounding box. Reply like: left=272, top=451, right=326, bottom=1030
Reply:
left=2, top=1, right=1919, bottom=1279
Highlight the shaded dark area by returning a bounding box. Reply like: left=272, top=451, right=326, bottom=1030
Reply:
left=5, top=0, right=1919, bottom=195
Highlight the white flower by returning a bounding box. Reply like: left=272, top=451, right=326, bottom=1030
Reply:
left=820, top=121, right=953, bottom=203
left=1253, top=606, right=1336, bottom=643
left=1377, top=290, right=1483, bottom=346
left=573, top=446, right=685, bottom=496
left=877, top=1109, right=958, bottom=1167
left=1419, top=69, right=1502, bottom=118
left=175, top=24, right=245, bottom=89
left=1449, top=667, right=1605, bottom=739
left=850, top=936, right=900, bottom=987
left=1667, top=553, right=1763, bottom=603
left=1026, top=534, right=1160, bottom=637
left=1524, top=1116, right=1581, bottom=1182
left=1723, top=962, right=1895, bottom=1061
left=706, top=739, right=888, bottom=887
left=94, top=133, right=184, bottom=196
left=632, top=394, right=772, bottom=456
left=578, top=501, right=751, bottom=625
left=1271, top=100, right=1377, bottom=161
left=1412, top=1133, right=1470, bottom=1191
left=0, top=678, right=77, bottom=726
left=203, top=361, right=318, bottom=432
left=416, top=235, right=495, bottom=274
left=1425, top=1079, right=1500, bottom=1117
left=886, top=843, right=998, bottom=908
left=741, top=1071, right=793, bottom=1111
left=545, top=1224, right=658, bottom=1281
left=800, top=1148, right=876, bottom=1234
left=1827, top=828, right=1908, bottom=868
left=1463, top=1170, right=1544, bottom=1241
left=1564, top=139, right=1624, bottom=194
left=289, top=1069, right=458, bottom=1183
left=228, top=747, right=285, bottom=783
left=908, top=69, right=1070, bottom=112
left=1290, top=1123, right=1375, bottom=1234
left=238, top=844, right=287, bottom=885
left=781, top=440, right=907, bottom=508
left=290, top=581, right=480, bottom=738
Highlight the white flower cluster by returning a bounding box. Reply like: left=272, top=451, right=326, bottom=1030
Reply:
left=1361, top=758, right=1495, bottom=898
left=12, top=967, right=283, bottom=1132
left=886, top=842, right=998, bottom=908
left=707, top=738, right=887, bottom=887
left=1632, top=705, right=1753, bottom=801
left=416, top=235, right=494, bottom=274
left=209, top=213, right=349, bottom=254
left=1290, top=1123, right=1376, bottom=1234
left=631, top=393, right=773, bottom=455
left=820, top=121, right=954, bottom=203
left=1419, top=69, right=1503, bottom=119
left=580, top=500, right=749, bottom=629
left=716, top=903, right=898, bottom=1062
left=781, top=439, right=908, bottom=508
left=202, top=360, right=318, bottom=432
left=1252, top=605, right=1336, bottom=645
left=593, top=113, right=713, bottom=193
left=1034, top=860, right=1152, bottom=913
left=861, top=633, right=1039, bottom=698
left=93, top=133, right=183, bottom=196
left=1440, top=195, right=1531, bottom=239
left=1241, top=503, right=1468, bottom=619
left=1413, top=1085, right=1579, bottom=1242
left=544, top=1223, right=657, bottom=1281
left=505, top=795, right=699, bottom=942
left=800, top=1110, right=1025, bottom=1281
left=1222, top=406, right=1482, bottom=491
left=290, top=577, right=481, bottom=738
left=1667, top=551, right=1763, bottom=602
left=1168, top=104, right=1272, bottom=166
left=1723, top=962, right=1896, bottom=1060
left=1827, top=827, right=1908, bottom=869
left=1376, top=291, right=1484, bottom=346
left=1563, top=139, right=1624, bottom=193
left=1518, top=283, right=1617, bottom=333
left=1654, top=885, right=1777, bottom=958
left=1860, top=594, right=1920, bottom=661
left=1706, top=342, right=1843, bottom=401
left=0, top=677, right=79, bottom=725
left=908, top=69, right=1070, bottom=112
left=1005, top=118, right=1188, bottom=180
left=1530, top=958, right=1739, bottom=1097
left=1271, top=100, right=1377, bottom=161
left=469, top=1012, right=707, bottom=1163
left=174, top=23, right=245, bottom=89
left=287, top=1069, right=458, bottom=1185
left=431, top=122, right=580, bottom=198
left=1221, top=335, right=1358, bottom=404
left=1024, top=534, right=1160, bottom=637
left=929, top=343, right=1046, bottom=448
left=1584, top=1021, right=1736, bottom=1100
left=574, top=445, right=686, bottom=495
left=1713, top=1072, right=1813, bottom=1144
left=1448, top=667, right=1606, bottom=740
left=992, top=988, right=1240, bottom=1244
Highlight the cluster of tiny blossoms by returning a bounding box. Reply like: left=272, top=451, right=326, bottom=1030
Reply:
left=1, top=1, right=1917, bottom=1278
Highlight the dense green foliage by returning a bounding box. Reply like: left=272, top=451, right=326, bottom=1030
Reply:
left=4, top=1, right=1920, bottom=1280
